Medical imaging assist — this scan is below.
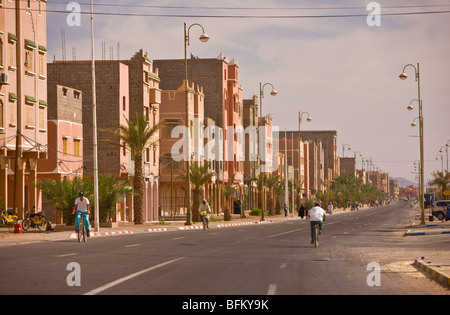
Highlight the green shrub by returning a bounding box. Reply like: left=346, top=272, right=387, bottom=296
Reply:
left=249, top=208, right=263, bottom=216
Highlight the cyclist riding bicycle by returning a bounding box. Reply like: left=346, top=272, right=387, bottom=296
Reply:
left=72, top=192, right=91, bottom=237
left=309, top=202, right=326, bottom=244
left=199, top=199, right=211, bottom=229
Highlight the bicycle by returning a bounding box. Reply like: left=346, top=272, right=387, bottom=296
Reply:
left=75, top=212, right=89, bottom=242
left=201, top=212, right=209, bottom=230
left=311, top=221, right=320, bottom=248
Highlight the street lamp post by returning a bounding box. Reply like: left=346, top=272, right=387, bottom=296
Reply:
left=259, top=82, right=277, bottom=221
left=184, top=23, right=209, bottom=225
left=298, top=111, right=312, bottom=205
left=342, top=144, right=351, bottom=157
left=399, top=62, right=425, bottom=225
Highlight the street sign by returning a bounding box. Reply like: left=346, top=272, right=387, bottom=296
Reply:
left=443, top=190, right=450, bottom=196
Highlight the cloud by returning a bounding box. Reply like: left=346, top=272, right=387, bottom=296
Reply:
left=46, top=0, right=450, bottom=183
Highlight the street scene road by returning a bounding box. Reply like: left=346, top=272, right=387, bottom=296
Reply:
left=0, top=201, right=448, bottom=297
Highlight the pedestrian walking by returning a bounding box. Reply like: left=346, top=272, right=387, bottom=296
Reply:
left=284, top=204, right=288, bottom=217
left=299, top=204, right=306, bottom=219
left=327, top=202, right=334, bottom=215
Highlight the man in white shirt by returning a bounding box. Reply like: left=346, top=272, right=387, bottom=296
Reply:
left=309, top=202, right=326, bottom=244
left=72, top=192, right=91, bottom=237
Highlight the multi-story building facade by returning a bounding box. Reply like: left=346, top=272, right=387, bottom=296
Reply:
left=159, top=80, right=205, bottom=218
left=243, top=96, right=259, bottom=209
left=0, top=0, right=48, bottom=217
left=154, top=54, right=244, bottom=192
left=47, top=50, right=161, bottom=222
left=38, top=84, right=83, bottom=223
left=340, top=157, right=357, bottom=176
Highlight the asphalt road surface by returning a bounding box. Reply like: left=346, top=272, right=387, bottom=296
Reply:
left=0, top=201, right=448, bottom=296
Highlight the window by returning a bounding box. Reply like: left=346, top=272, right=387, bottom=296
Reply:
left=9, top=102, right=15, bottom=126
left=25, top=50, right=34, bottom=73
left=39, top=107, right=45, bottom=130
left=0, top=100, right=3, bottom=128
left=62, top=138, right=68, bottom=156
left=122, top=96, right=126, bottom=111
left=146, top=148, right=151, bottom=163
left=25, top=104, right=34, bottom=127
left=74, top=140, right=81, bottom=157
left=38, top=52, right=45, bottom=77
left=0, top=39, right=3, bottom=68
left=8, top=42, right=14, bottom=68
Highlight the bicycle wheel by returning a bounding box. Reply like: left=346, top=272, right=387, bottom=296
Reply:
left=314, top=223, right=319, bottom=248
left=37, top=218, right=47, bottom=231
left=78, top=219, right=83, bottom=242
left=22, top=219, right=31, bottom=231
left=202, top=217, right=206, bottom=230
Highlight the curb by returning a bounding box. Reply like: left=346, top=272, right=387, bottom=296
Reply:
left=69, top=230, right=134, bottom=239
left=178, top=225, right=203, bottom=231
left=217, top=222, right=255, bottom=228
left=414, top=259, right=450, bottom=288
left=404, top=229, right=450, bottom=236
left=144, top=228, right=168, bottom=233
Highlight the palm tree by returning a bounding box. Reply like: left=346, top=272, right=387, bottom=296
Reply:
left=106, top=115, right=161, bottom=224
left=180, top=162, right=215, bottom=222
left=429, top=171, right=450, bottom=200
left=36, top=176, right=93, bottom=225
left=265, top=174, right=280, bottom=216
left=253, top=173, right=267, bottom=220
left=331, top=173, right=362, bottom=208
left=222, top=174, right=237, bottom=221
left=273, top=181, right=285, bottom=215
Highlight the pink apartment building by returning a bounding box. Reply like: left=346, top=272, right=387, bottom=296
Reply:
left=155, top=54, right=245, bottom=199
left=0, top=0, right=48, bottom=217
left=159, top=80, right=205, bottom=218
left=38, top=84, right=83, bottom=223
left=47, top=50, right=161, bottom=223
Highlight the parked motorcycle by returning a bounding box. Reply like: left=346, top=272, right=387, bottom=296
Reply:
left=22, top=211, right=47, bottom=231
left=0, top=209, right=18, bottom=226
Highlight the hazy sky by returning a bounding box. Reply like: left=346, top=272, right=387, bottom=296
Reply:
left=47, top=0, right=450, bottom=185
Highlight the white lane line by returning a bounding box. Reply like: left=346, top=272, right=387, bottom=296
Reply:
left=55, top=253, right=78, bottom=258
left=83, top=257, right=185, bottom=295
left=327, top=221, right=341, bottom=225
left=279, top=263, right=288, bottom=269
left=125, top=244, right=142, bottom=248
left=267, top=284, right=277, bottom=295
left=267, top=229, right=303, bottom=238
left=172, top=237, right=184, bottom=240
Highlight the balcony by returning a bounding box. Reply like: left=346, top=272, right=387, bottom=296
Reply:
left=149, top=88, right=161, bottom=104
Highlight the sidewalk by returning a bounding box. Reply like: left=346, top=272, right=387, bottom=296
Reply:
left=405, top=207, right=450, bottom=289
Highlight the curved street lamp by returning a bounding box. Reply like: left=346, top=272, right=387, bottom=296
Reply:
left=399, top=62, right=425, bottom=225
left=258, top=82, right=277, bottom=222
left=184, top=22, right=209, bottom=226
left=342, top=144, right=352, bottom=157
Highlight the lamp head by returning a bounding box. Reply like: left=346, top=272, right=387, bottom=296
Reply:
left=399, top=72, right=408, bottom=80
left=306, top=117, right=312, bottom=123
left=199, top=33, right=210, bottom=43
left=407, top=105, right=414, bottom=111
left=411, top=122, right=416, bottom=127
left=270, top=89, right=278, bottom=96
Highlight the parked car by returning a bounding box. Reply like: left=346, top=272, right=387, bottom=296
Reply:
left=432, top=200, right=450, bottom=221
